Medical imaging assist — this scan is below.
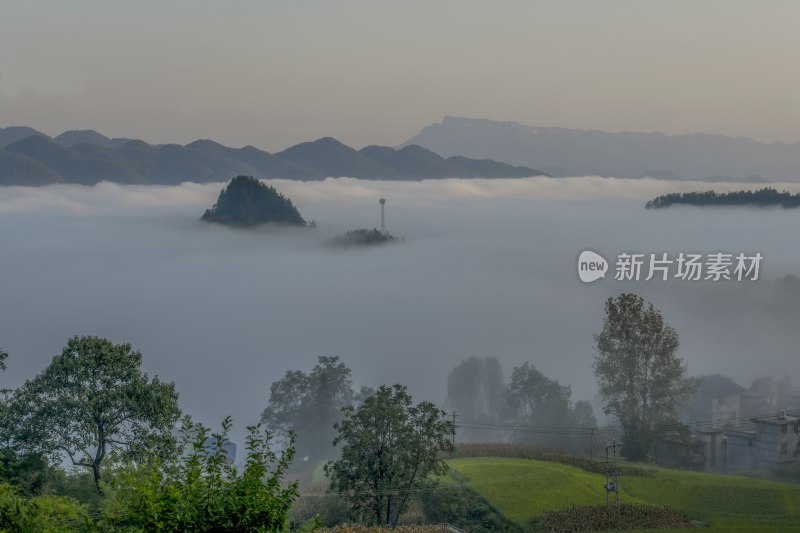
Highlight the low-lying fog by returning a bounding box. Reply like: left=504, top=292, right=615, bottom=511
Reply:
left=1, top=177, right=799, bottom=440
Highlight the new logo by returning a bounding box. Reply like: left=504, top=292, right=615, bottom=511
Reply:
left=578, top=250, right=608, bottom=283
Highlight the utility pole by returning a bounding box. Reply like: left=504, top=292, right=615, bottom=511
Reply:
left=451, top=411, right=457, bottom=447
left=590, top=428, right=595, bottom=459
left=604, top=439, right=621, bottom=505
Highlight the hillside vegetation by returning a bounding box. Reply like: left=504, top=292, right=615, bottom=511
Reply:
left=447, top=457, right=800, bottom=532
left=202, top=176, right=307, bottom=227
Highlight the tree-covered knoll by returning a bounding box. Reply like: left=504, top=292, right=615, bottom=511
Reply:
left=202, top=175, right=307, bottom=226
left=330, top=228, right=398, bottom=247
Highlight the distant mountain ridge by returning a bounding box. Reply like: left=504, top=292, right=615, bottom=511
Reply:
left=0, top=127, right=544, bottom=186
left=402, top=116, right=800, bottom=182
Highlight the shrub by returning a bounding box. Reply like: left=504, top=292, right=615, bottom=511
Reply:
left=100, top=416, right=298, bottom=531
left=532, top=502, right=693, bottom=532
left=290, top=484, right=350, bottom=528
left=313, top=527, right=452, bottom=533
left=421, top=486, right=520, bottom=532
left=0, top=482, right=91, bottom=532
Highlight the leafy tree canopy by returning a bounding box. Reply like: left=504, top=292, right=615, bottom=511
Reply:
left=324, top=384, right=455, bottom=527
left=593, top=293, right=698, bottom=461
left=8, top=336, right=181, bottom=489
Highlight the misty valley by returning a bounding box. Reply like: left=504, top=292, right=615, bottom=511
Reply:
left=2, top=176, right=800, bottom=531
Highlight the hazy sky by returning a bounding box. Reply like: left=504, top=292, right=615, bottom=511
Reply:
left=2, top=1, right=800, bottom=150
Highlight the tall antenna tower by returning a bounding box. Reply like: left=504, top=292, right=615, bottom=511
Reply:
left=379, top=198, right=386, bottom=234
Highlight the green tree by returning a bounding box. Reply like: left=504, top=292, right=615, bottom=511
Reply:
left=324, top=384, right=455, bottom=527
left=9, top=336, right=180, bottom=490
left=261, top=356, right=355, bottom=462
left=593, top=294, right=698, bottom=461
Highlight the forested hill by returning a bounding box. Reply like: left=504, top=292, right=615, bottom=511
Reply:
left=0, top=127, right=546, bottom=186
left=646, top=188, right=800, bottom=209
left=201, top=176, right=307, bottom=227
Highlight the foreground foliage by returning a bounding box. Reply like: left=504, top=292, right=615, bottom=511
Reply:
left=0, top=417, right=299, bottom=532
left=314, top=525, right=460, bottom=533
left=8, top=336, right=180, bottom=490
left=100, top=416, right=298, bottom=531
left=0, top=482, right=90, bottom=533
left=533, top=502, right=693, bottom=532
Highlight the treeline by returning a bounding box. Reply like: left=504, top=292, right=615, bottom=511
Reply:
left=645, top=187, right=800, bottom=208
left=259, top=355, right=598, bottom=467
left=444, top=357, right=596, bottom=452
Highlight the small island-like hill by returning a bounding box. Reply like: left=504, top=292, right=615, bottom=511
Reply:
left=646, top=187, right=800, bottom=209
left=201, top=175, right=308, bottom=226
left=329, top=228, right=399, bottom=247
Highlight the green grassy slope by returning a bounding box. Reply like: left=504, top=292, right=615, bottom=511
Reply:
left=447, top=457, right=800, bottom=532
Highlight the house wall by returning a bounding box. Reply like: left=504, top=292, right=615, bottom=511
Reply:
left=725, top=434, right=754, bottom=471
left=712, top=394, right=741, bottom=426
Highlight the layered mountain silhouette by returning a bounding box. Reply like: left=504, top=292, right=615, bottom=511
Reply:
left=402, top=116, right=799, bottom=182
left=0, top=127, right=544, bottom=186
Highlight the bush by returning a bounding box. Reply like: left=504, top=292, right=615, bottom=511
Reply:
left=99, top=416, right=299, bottom=531
left=449, top=443, right=654, bottom=478
left=316, top=525, right=456, bottom=533
left=0, top=482, right=91, bottom=532
left=532, top=502, right=693, bottom=532
left=421, top=486, right=520, bottom=532
left=290, top=484, right=350, bottom=529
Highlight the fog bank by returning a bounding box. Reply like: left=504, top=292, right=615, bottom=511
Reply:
left=1, top=177, right=798, bottom=441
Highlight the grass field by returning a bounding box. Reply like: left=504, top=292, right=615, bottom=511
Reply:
left=447, top=457, right=800, bottom=532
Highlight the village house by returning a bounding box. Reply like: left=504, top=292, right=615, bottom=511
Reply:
left=658, top=375, right=800, bottom=472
